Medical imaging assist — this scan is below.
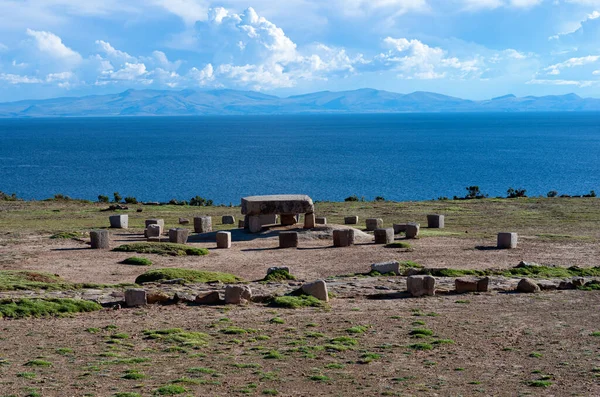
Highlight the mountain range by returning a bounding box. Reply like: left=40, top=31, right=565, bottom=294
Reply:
left=1, top=88, right=600, bottom=117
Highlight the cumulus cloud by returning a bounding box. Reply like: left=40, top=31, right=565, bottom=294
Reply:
left=0, top=73, right=42, bottom=84
left=26, top=28, right=82, bottom=66
left=544, top=55, right=600, bottom=75
left=152, top=0, right=209, bottom=25
left=95, top=40, right=136, bottom=62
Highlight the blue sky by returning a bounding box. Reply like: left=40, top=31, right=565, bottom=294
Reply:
left=1, top=0, right=600, bottom=101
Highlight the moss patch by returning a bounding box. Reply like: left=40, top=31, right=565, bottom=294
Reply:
left=0, top=298, right=102, bottom=319
left=0, top=270, right=135, bottom=291
left=135, top=268, right=241, bottom=284
left=270, top=295, right=324, bottom=309
left=121, top=257, right=153, bottom=266
left=263, top=269, right=296, bottom=282
left=114, top=243, right=209, bottom=257
left=50, top=231, right=81, bottom=239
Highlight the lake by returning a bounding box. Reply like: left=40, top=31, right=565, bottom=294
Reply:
left=1, top=113, right=599, bottom=203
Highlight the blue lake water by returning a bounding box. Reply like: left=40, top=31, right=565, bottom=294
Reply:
left=1, top=113, right=599, bottom=204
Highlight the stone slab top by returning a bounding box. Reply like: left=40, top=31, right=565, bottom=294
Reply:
left=241, top=195, right=314, bottom=215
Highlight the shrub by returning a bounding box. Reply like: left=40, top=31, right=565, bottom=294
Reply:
left=113, top=192, right=122, bottom=203
left=547, top=190, right=558, bottom=198
left=98, top=195, right=109, bottom=203
left=344, top=195, right=359, bottom=202
left=190, top=196, right=213, bottom=206
left=507, top=188, right=527, bottom=198
left=0, top=191, right=19, bottom=201
left=135, top=268, right=241, bottom=284
left=124, top=196, right=138, bottom=204
left=374, top=196, right=386, bottom=202
left=465, top=186, right=481, bottom=199
left=263, top=269, right=295, bottom=282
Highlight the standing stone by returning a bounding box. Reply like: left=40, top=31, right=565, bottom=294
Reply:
left=90, top=230, right=109, bottom=249
left=169, top=228, right=189, bottom=244
left=216, top=231, right=232, bottom=249
left=344, top=216, right=359, bottom=225
left=301, top=280, right=329, bottom=301
left=427, top=214, right=445, bottom=229
left=259, top=214, right=278, bottom=226
left=366, top=218, right=383, bottom=231
left=247, top=216, right=262, bottom=233
left=194, top=216, right=212, bottom=233
left=222, top=215, right=235, bottom=225
left=145, top=219, right=165, bottom=229
left=333, top=229, right=355, bottom=247
left=405, top=223, right=420, bottom=239
left=316, top=217, right=327, bottom=225
left=238, top=220, right=245, bottom=228
left=517, top=278, right=540, bottom=293
left=407, top=275, right=436, bottom=297
left=279, top=231, right=299, bottom=248
left=281, top=214, right=297, bottom=226
left=374, top=228, right=394, bottom=244
left=179, top=218, right=190, bottom=225
left=497, top=232, right=518, bottom=249
left=146, top=224, right=163, bottom=238
left=125, top=289, right=147, bottom=307
left=371, top=261, right=400, bottom=275
left=393, top=224, right=408, bottom=234
left=224, top=285, right=252, bottom=304
left=304, top=212, right=316, bottom=229
left=109, top=215, right=128, bottom=229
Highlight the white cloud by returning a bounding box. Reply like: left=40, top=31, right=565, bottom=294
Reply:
left=152, top=0, right=209, bottom=25
left=460, top=0, right=542, bottom=10
left=95, top=40, right=136, bottom=62
left=151, top=50, right=182, bottom=71
left=544, top=55, right=600, bottom=74
left=527, top=78, right=596, bottom=87
left=549, top=10, right=600, bottom=40
left=26, top=28, right=82, bottom=66
left=0, top=73, right=42, bottom=84
left=188, top=64, right=214, bottom=85
left=102, top=62, right=149, bottom=81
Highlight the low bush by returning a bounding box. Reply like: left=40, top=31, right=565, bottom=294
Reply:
left=135, top=268, right=241, bottom=284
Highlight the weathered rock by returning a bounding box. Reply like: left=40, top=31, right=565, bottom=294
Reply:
left=427, top=214, right=445, bottom=229
left=393, top=224, right=408, bottom=234
left=279, top=231, right=299, bottom=248
left=146, top=224, right=163, bottom=238
left=259, top=214, right=278, bottom=226
left=216, top=231, right=232, bottom=249
left=241, top=194, right=314, bottom=216
left=517, top=278, right=540, bottom=293
left=366, top=218, right=383, bottom=231
left=374, top=228, right=394, bottom=244
left=455, top=277, right=490, bottom=293
left=224, top=285, right=252, bottom=304
left=477, top=277, right=490, bottom=292
left=125, top=289, right=147, bottom=307
left=537, top=281, right=558, bottom=291
left=90, top=230, right=109, bottom=249
left=497, top=232, right=518, bottom=249
left=344, top=216, right=359, bottom=225
left=316, top=217, right=327, bottom=225
left=179, top=218, right=190, bottom=225
left=109, top=215, right=128, bottom=229
left=194, top=216, right=212, bottom=233
left=405, top=223, right=420, bottom=239
left=238, top=220, right=245, bottom=228
left=222, top=215, right=235, bottom=225
left=145, top=219, right=165, bottom=229
left=304, top=212, right=316, bottom=229
left=407, top=275, right=436, bottom=297
left=168, top=228, right=189, bottom=244
left=333, top=229, right=355, bottom=247
left=371, top=261, right=400, bottom=275
left=247, top=215, right=262, bottom=233
left=558, top=281, right=575, bottom=290
left=195, top=291, right=221, bottom=305
left=301, top=280, right=329, bottom=301
left=572, top=277, right=585, bottom=287
left=267, top=266, right=291, bottom=275
left=173, top=292, right=196, bottom=304
left=281, top=214, right=298, bottom=226
left=147, top=291, right=171, bottom=304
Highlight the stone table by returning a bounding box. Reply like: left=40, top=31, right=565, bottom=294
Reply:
left=241, top=194, right=315, bottom=233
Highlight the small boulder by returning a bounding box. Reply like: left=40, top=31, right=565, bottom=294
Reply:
left=196, top=291, right=222, bottom=305
left=179, top=218, right=190, bottom=225
left=147, top=291, right=171, bottom=305
left=344, top=216, right=358, bottom=225
left=224, top=285, right=252, bottom=304
left=267, top=266, right=291, bottom=275
left=371, top=261, right=400, bottom=275
left=558, top=281, right=575, bottom=290
left=572, top=277, right=585, bottom=288
left=374, top=228, right=394, bottom=244
left=407, top=275, right=435, bottom=297
left=222, top=215, right=235, bottom=225
left=405, top=223, right=420, bottom=239
left=517, top=278, right=540, bottom=293
left=301, top=280, right=329, bottom=302
left=455, top=277, right=490, bottom=293
left=366, top=218, right=383, bottom=231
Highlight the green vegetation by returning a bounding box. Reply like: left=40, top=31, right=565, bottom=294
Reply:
left=114, top=243, right=209, bottom=257
left=385, top=242, right=412, bottom=249
left=309, top=374, right=330, bottom=382
left=433, top=339, right=455, bottom=345
left=529, top=352, right=543, bottom=358
left=24, top=359, right=52, bottom=367
left=144, top=328, right=210, bottom=347
left=408, top=343, right=433, bottom=350
left=269, top=317, right=285, bottom=324
left=0, top=298, right=102, bottom=319
left=346, top=325, right=370, bottom=334
left=410, top=329, right=434, bottom=337
left=263, top=269, right=296, bottom=282
left=527, top=380, right=552, bottom=388
left=122, top=369, right=146, bottom=380
left=114, top=393, right=141, bottom=397
left=270, top=295, right=324, bottom=309
left=17, top=372, right=36, bottom=379
left=121, top=257, right=153, bottom=266
left=407, top=265, right=600, bottom=279
left=0, top=270, right=134, bottom=291
left=263, top=350, right=284, bottom=359
left=50, top=231, right=81, bottom=239
left=358, top=352, right=381, bottom=364
left=154, top=384, right=187, bottom=395
left=135, top=268, right=241, bottom=284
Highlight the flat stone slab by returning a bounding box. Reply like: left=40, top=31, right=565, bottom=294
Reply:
left=241, top=195, right=314, bottom=216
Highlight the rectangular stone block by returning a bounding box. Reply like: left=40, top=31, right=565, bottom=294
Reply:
left=315, top=217, right=327, bottom=225
left=304, top=212, right=315, bottom=229
left=241, top=195, right=314, bottom=216
left=90, top=230, right=109, bottom=249
left=279, top=231, right=299, bottom=248
left=427, top=214, right=445, bottom=229
left=393, top=224, right=408, bottom=234
left=222, top=215, right=235, bottom=225
left=406, top=223, right=420, bottom=239
left=371, top=261, right=400, bottom=275
left=407, top=275, right=436, bottom=297
left=259, top=214, right=278, bottom=226
left=248, top=215, right=262, bottom=233
left=194, top=216, right=212, bottom=233
left=169, top=228, right=189, bottom=244
left=344, top=216, right=358, bottom=225
left=125, top=289, right=147, bottom=307
left=145, top=219, right=164, bottom=229
left=366, top=218, right=383, bottom=231
left=109, top=215, right=128, bottom=229
left=497, top=232, right=518, bottom=249
left=146, top=224, right=163, bottom=238
left=281, top=214, right=298, bottom=226
left=333, top=229, right=355, bottom=247
left=216, top=231, right=232, bottom=249
left=374, top=228, right=394, bottom=244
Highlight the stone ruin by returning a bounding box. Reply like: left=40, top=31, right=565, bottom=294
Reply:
left=241, top=195, right=315, bottom=233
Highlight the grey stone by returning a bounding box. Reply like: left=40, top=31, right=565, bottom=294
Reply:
left=146, top=224, right=163, bottom=238
left=147, top=291, right=171, bottom=305
left=281, top=214, right=298, bottom=226
left=393, top=224, right=408, bottom=234
left=301, top=280, right=329, bottom=301
left=279, top=231, right=298, bottom=248
left=497, top=232, right=518, bottom=249
left=216, top=231, right=232, bottom=249
left=558, top=281, right=575, bottom=290
left=179, top=218, right=190, bottom=225
left=517, top=278, right=540, bottom=293
left=224, top=285, right=252, bottom=304
left=145, top=219, right=164, bottom=229
left=407, top=275, right=436, bottom=297
left=374, top=228, right=394, bottom=244
left=241, top=195, right=314, bottom=216
left=315, top=217, right=327, bottom=225
left=238, top=219, right=245, bottom=228
left=344, top=216, right=359, bottom=225
left=194, top=216, right=212, bottom=233
left=147, top=236, right=169, bottom=243
left=366, top=218, right=383, bottom=231
left=247, top=215, right=262, bottom=233
left=259, top=214, right=278, bottom=226
left=267, top=266, right=291, bottom=275
left=168, top=228, right=189, bottom=244
left=125, top=289, right=147, bottom=307
left=333, top=229, right=355, bottom=247
left=222, top=215, right=235, bottom=225
left=90, top=230, right=109, bottom=249
left=371, top=261, right=400, bottom=275
left=406, top=223, right=420, bottom=239
left=109, top=215, right=128, bottom=229
left=195, top=291, right=221, bottom=305
left=304, top=212, right=315, bottom=229
left=427, top=214, right=445, bottom=229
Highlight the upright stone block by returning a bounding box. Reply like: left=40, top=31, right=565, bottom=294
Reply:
left=238, top=220, right=245, bottom=228
left=497, top=232, right=518, bottom=249
left=333, top=229, right=355, bottom=247
left=279, top=231, right=299, bottom=248
left=315, top=217, right=327, bottom=225
left=304, top=212, right=315, bottom=229
left=259, top=214, right=278, bottom=226
left=145, top=219, right=164, bottom=229
left=393, top=224, right=408, bottom=234
left=374, top=228, right=394, bottom=244
left=90, top=230, right=109, bottom=249
left=281, top=214, right=297, bottom=226
left=109, top=215, right=128, bottom=229
left=405, top=223, right=420, bottom=239
left=427, top=214, right=445, bottom=229
left=146, top=224, right=163, bottom=238
left=366, top=218, right=383, bottom=231
left=407, top=275, right=436, bottom=297
left=302, top=280, right=329, bottom=301
left=216, top=231, right=232, bottom=249
left=125, top=289, right=147, bottom=307
left=224, top=285, right=252, bottom=304
left=222, top=215, right=235, bottom=225
left=169, top=228, right=189, bottom=244
left=344, top=216, right=359, bottom=225
left=194, top=216, right=212, bottom=233
left=248, top=216, right=262, bottom=233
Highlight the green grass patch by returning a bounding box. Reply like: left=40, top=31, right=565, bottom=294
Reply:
left=144, top=328, right=210, bottom=347
left=17, top=372, right=36, bottom=379
left=50, top=231, right=80, bottom=239
left=0, top=270, right=135, bottom=291
left=122, top=369, right=146, bottom=380
left=114, top=393, right=141, bottom=397
left=263, top=269, right=296, bottom=282
left=590, top=331, right=600, bottom=337
left=114, top=243, right=209, bottom=257
left=121, top=257, right=153, bottom=266
left=329, top=336, right=358, bottom=346
left=0, top=298, right=102, bottom=319
left=529, top=352, right=543, bottom=358
left=263, top=350, right=284, bottom=359
left=358, top=352, right=381, bottom=364
left=24, top=359, right=52, bottom=367
left=262, top=389, right=278, bottom=395
left=270, top=295, right=324, bottom=309
left=346, top=325, right=370, bottom=334
left=187, top=367, right=216, bottom=374
left=309, top=374, right=330, bottom=382
left=221, top=327, right=255, bottom=335
left=410, top=329, right=434, bottom=337
left=433, top=339, right=455, bottom=345
left=154, top=384, right=187, bottom=395
left=269, top=317, right=285, bottom=324
left=527, top=380, right=552, bottom=388
left=135, top=268, right=241, bottom=284
left=385, top=242, right=412, bottom=249
left=55, top=347, right=73, bottom=355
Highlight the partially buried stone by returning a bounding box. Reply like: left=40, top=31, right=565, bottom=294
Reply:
left=371, top=261, right=400, bottom=275
left=517, top=278, right=540, bottom=293
left=147, top=291, right=171, bottom=305
left=455, top=277, right=490, bottom=293
left=301, top=280, right=329, bottom=301
left=195, top=291, right=221, bottom=305
left=267, top=266, right=291, bottom=275
left=224, top=285, right=252, bottom=304
left=179, top=218, right=190, bottom=225
left=125, top=289, right=147, bottom=307
left=90, top=230, right=109, bottom=249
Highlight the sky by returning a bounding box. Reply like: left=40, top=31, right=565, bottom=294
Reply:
left=1, top=0, right=600, bottom=102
